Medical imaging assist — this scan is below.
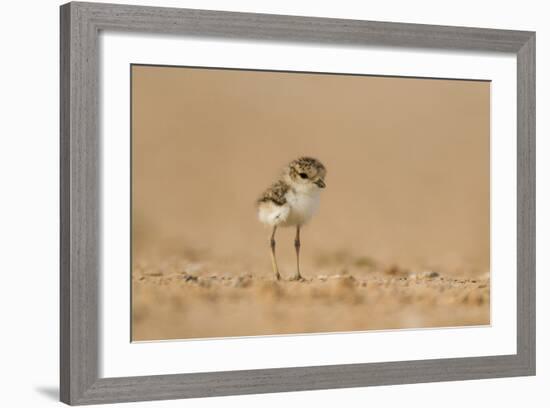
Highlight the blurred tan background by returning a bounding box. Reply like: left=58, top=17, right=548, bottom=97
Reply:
left=131, top=65, right=490, bottom=340
left=132, top=65, right=489, bottom=273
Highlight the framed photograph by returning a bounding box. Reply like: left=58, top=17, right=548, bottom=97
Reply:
left=60, top=1, right=535, bottom=405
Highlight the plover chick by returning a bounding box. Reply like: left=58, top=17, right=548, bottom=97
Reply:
left=257, top=157, right=327, bottom=281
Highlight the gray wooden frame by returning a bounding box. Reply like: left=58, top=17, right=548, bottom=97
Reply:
left=60, top=1, right=536, bottom=405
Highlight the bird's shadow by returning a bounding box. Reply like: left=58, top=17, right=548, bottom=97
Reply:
left=35, top=386, right=58, bottom=401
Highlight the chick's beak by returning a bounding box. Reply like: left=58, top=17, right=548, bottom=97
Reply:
left=315, top=179, right=326, bottom=188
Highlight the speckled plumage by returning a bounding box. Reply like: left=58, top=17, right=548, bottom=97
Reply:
left=256, top=157, right=326, bottom=227
left=257, top=180, right=290, bottom=206
left=257, top=157, right=327, bottom=280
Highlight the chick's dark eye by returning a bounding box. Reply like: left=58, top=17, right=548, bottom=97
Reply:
left=299, top=172, right=308, bottom=179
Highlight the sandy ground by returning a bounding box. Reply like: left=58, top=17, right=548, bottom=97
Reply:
left=131, top=66, right=490, bottom=341
left=132, top=252, right=489, bottom=341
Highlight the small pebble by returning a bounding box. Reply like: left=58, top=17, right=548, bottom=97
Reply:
left=423, top=271, right=440, bottom=279
left=233, top=276, right=252, bottom=288
left=145, top=271, right=163, bottom=277
left=182, top=274, right=198, bottom=282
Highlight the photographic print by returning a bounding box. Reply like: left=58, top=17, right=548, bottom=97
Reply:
left=131, top=65, right=490, bottom=342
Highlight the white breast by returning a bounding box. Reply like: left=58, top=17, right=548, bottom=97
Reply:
left=282, top=189, right=320, bottom=227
